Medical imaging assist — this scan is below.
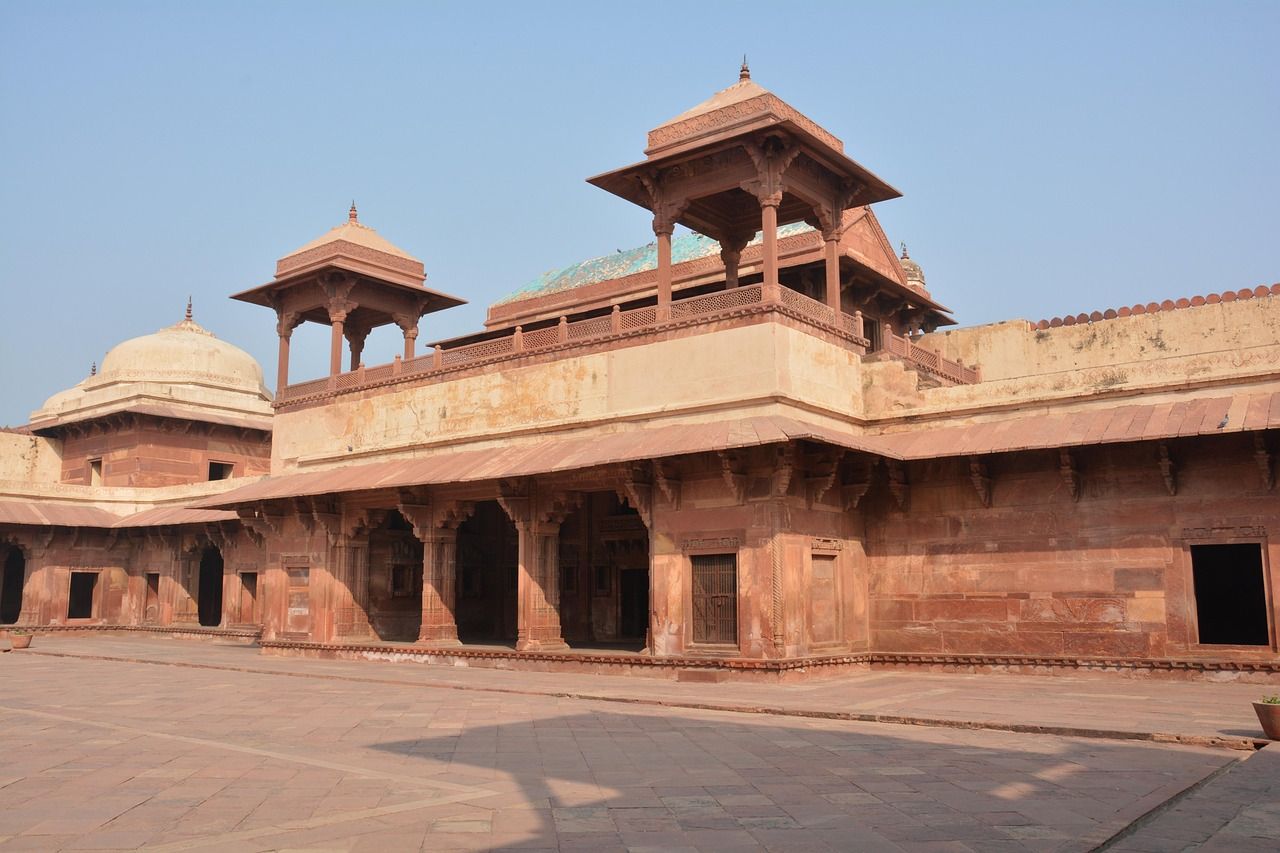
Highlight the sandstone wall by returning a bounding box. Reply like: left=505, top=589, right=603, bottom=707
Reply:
left=866, top=431, right=1279, bottom=660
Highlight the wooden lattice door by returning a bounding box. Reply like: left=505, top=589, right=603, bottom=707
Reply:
left=691, top=553, right=737, bottom=644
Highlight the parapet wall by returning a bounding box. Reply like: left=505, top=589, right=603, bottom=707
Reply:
left=0, top=431, right=63, bottom=485
left=876, top=289, right=1280, bottom=420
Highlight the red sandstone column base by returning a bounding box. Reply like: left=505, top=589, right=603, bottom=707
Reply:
left=516, top=635, right=569, bottom=652
left=417, top=626, right=462, bottom=647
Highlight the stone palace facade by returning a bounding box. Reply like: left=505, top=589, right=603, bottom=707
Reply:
left=3, top=67, right=1278, bottom=682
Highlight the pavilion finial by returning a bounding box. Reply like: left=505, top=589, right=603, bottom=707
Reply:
left=900, top=242, right=909, bottom=260
left=90, top=361, right=96, bottom=376
left=185, top=295, right=193, bottom=322
left=740, top=56, right=750, bottom=81
left=349, top=201, right=358, bottom=223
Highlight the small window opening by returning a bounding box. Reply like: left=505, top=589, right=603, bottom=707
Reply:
left=390, top=565, right=414, bottom=597
left=691, top=553, right=738, bottom=645
left=68, top=571, right=97, bottom=619
left=1191, top=543, right=1269, bottom=646
left=89, top=459, right=103, bottom=486
left=208, top=461, right=234, bottom=481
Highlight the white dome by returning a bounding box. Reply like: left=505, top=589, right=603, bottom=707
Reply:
left=96, top=316, right=267, bottom=397
left=30, top=310, right=273, bottom=431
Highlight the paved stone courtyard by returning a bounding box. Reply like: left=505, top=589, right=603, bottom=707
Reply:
left=1, top=637, right=1277, bottom=851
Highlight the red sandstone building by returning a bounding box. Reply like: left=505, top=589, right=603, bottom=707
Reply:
left=2, top=69, right=1278, bottom=681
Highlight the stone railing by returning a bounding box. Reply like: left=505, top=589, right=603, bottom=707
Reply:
left=276, top=284, right=973, bottom=408
left=882, top=325, right=981, bottom=385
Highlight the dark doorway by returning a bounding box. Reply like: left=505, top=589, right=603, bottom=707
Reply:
left=68, top=571, right=97, bottom=619
left=144, top=572, right=160, bottom=623
left=456, top=500, right=518, bottom=644
left=198, top=547, right=223, bottom=627
left=1191, top=543, right=1269, bottom=646
left=1, top=548, right=24, bottom=624
left=620, top=568, right=648, bottom=640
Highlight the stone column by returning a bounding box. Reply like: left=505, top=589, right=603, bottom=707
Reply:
left=499, top=486, right=578, bottom=652
left=823, top=230, right=842, bottom=315
left=515, top=521, right=568, bottom=651
left=760, top=192, right=782, bottom=289
left=328, top=310, right=347, bottom=377
left=719, top=235, right=750, bottom=289
left=346, top=325, right=369, bottom=372
left=398, top=499, right=475, bottom=647
left=419, top=529, right=460, bottom=645
left=403, top=327, right=418, bottom=360
left=655, top=225, right=674, bottom=319
left=333, top=536, right=371, bottom=638
left=275, top=311, right=300, bottom=393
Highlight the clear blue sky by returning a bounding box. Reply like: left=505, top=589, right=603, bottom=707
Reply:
left=1, top=1, right=1276, bottom=426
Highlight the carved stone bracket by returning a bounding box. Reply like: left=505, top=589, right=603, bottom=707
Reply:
left=539, top=491, right=582, bottom=526
left=841, top=457, right=875, bottom=511
left=1060, top=449, right=1081, bottom=502
left=885, top=460, right=909, bottom=512
left=1158, top=442, right=1177, bottom=496
left=637, top=172, right=689, bottom=235
left=617, top=464, right=653, bottom=529
left=654, top=459, right=681, bottom=509
left=1254, top=432, right=1274, bottom=491
left=968, top=456, right=992, bottom=508
left=497, top=479, right=532, bottom=526
left=806, top=448, right=846, bottom=507
left=235, top=508, right=269, bottom=547
left=772, top=443, right=797, bottom=498
left=718, top=450, right=748, bottom=504
left=741, top=135, right=800, bottom=203
left=310, top=498, right=343, bottom=545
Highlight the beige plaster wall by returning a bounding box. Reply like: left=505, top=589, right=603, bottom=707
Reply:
left=877, top=296, right=1280, bottom=419
left=0, top=432, right=63, bottom=484
left=272, top=323, right=865, bottom=469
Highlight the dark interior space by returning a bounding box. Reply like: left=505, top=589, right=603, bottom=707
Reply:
left=67, top=571, right=97, bottom=619
left=1191, top=543, right=1270, bottom=646
left=368, top=510, right=424, bottom=642
left=1, top=547, right=24, bottom=624
left=456, top=500, right=518, bottom=644
left=198, top=547, right=223, bottom=627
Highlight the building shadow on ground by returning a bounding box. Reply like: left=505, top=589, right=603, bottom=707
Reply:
left=370, top=707, right=1234, bottom=851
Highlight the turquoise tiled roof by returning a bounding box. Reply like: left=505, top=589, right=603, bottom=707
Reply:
left=497, top=222, right=814, bottom=306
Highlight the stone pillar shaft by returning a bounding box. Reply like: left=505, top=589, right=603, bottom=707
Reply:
left=761, top=200, right=780, bottom=288
left=824, top=237, right=841, bottom=314
left=419, top=531, right=461, bottom=645
left=277, top=333, right=291, bottom=393
left=329, top=317, right=345, bottom=377
left=656, top=229, right=673, bottom=318
left=516, top=522, right=567, bottom=651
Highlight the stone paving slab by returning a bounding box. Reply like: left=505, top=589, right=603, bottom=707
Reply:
left=14, top=635, right=1276, bottom=747
left=1, top=638, right=1277, bottom=851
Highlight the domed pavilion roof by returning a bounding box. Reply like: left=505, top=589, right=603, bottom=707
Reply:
left=28, top=302, right=273, bottom=434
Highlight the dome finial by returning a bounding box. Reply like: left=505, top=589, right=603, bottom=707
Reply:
left=349, top=201, right=358, bottom=223
left=185, top=295, right=193, bottom=322
left=739, top=55, right=750, bottom=81
left=90, top=361, right=96, bottom=376
left=900, top=242, right=909, bottom=260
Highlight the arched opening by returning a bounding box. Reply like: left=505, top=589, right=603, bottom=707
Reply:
left=455, top=500, right=518, bottom=645
left=0, top=546, right=24, bottom=624
left=558, top=492, right=648, bottom=650
left=197, top=546, right=223, bottom=627
left=368, top=510, right=424, bottom=642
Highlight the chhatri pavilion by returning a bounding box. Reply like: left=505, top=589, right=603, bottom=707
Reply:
left=2, top=67, right=1278, bottom=681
